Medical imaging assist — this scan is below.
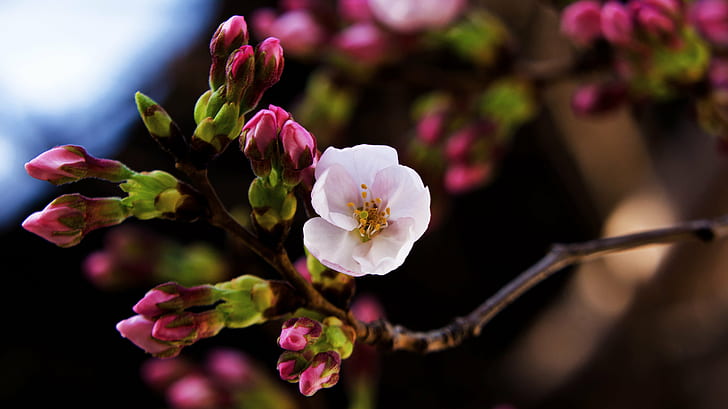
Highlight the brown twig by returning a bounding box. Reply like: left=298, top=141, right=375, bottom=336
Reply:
left=357, top=214, right=728, bottom=352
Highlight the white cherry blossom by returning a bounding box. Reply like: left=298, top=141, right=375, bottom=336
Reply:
left=303, top=144, right=430, bottom=277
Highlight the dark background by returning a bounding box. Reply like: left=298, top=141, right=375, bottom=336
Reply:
left=5, top=1, right=728, bottom=409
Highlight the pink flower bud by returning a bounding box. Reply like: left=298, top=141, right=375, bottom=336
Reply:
left=277, top=353, right=303, bottom=381
left=242, top=109, right=279, bottom=161
left=256, top=37, right=285, bottom=86
left=151, top=311, right=225, bottom=343
left=280, top=120, right=316, bottom=170
left=134, top=288, right=178, bottom=318
left=22, top=194, right=129, bottom=247
left=278, top=317, right=323, bottom=351
left=560, top=0, right=603, bottom=46
left=25, top=145, right=132, bottom=185
left=601, top=2, right=635, bottom=46
left=268, top=10, right=324, bottom=56
left=225, top=45, right=255, bottom=101
left=690, top=0, right=728, bottom=47
left=298, top=351, right=341, bottom=396
left=242, top=38, right=285, bottom=110
left=339, top=0, right=373, bottom=22
left=210, top=15, right=249, bottom=57
left=444, top=162, right=492, bottom=194
left=167, top=374, right=220, bottom=409
left=571, top=81, right=628, bottom=115
left=333, top=23, right=389, bottom=66
left=116, top=315, right=181, bottom=357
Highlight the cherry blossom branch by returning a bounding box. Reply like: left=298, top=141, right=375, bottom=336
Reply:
left=176, top=163, right=350, bottom=321
left=357, top=214, right=728, bottom=352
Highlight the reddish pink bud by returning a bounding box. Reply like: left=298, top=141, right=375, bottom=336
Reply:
left=444, top=163, right=492, bottom=194
left=571, top=81, right=628, bottom=115
left=601, top=2, right=635, bottom=46
left=298, top=351, right=341, bottom=396
left=243, top=38, right=285, bottom=110
left=560, top=0, right=603, bottom=46
left=333, top=23, right=389, bottom=66
left=690, top=0, right=728, bottom=47
left=151, top=311, right=225, bottom=343
left=210, top=15, right=249, bottom=57
left=256, top=37, right=285, bottom=87
left=277, top=354, right=302, bottom=381
left=22, top=194, right=129, bottom=247
left=280, top=120, right=316, bottom=170
left=116, top=315, right=181, bottom=357
left=25, top=145, right=132, bottom=185
left=134, top=289, right=178, bottom=318
left=226, top=45, right=255, bottom=101
left=206, top=348, right=254, bottom=387
left=242, top=109, right=279, bottom=161
left=167, top=374, right=220, bottom=409
left=339, top=0, right=373, bottom=22
left=278, top=317, right=322, bottom=351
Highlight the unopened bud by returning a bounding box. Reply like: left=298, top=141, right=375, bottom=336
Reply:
left=225, top=45, right=256, bottom=104
left=278, top=317, right=323, bottom=351
left=243, top=37, right=285, bottom=111
left=298, top=351, right=341, bottom=396
left=22, top=194, right=130, bottom=247
left=25, top=145, right=134, bottom=185
left=280, top=120, right=316, bottom=186
left=120, top=171, right=203, bottom=221
left=116, top=315, right=183, bottom=358
left=135, top=92, right=187, bottom=160
left=209, top=15, right=250, bottom=90
left=133, top=282, right=222, bottom=318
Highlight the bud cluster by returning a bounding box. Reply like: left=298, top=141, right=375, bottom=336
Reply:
left=275, top=316, right=357, bottom=396
left=242, top=105, right=318, bottom=240
left=560, top=1, right=712, bottom=114
left=117, top=276, right=302, bottom=358
left=22, top=146, right=205, bottom=247
left=188, top=16, right=285, bottom=165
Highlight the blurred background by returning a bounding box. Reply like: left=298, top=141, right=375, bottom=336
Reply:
left=4, top=0, right=728, bottom=408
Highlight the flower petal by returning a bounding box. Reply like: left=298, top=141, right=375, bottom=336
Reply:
left=303, top=217, right=363, bottom=276
left=315, top=144, right=399, bottom=184
left=352, top=217, right=416, bottom=275
left=370, top=165, right=431, bottom=239
left=310, top=164, right=359, bottom=230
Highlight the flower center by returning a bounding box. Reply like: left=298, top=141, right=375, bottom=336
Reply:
left=347, top=183, right=390, bottom=242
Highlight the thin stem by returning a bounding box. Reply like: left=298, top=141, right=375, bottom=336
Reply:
left=358, top=214, right=728, bottom=352
left=177, top=163, right=350, bottom=322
